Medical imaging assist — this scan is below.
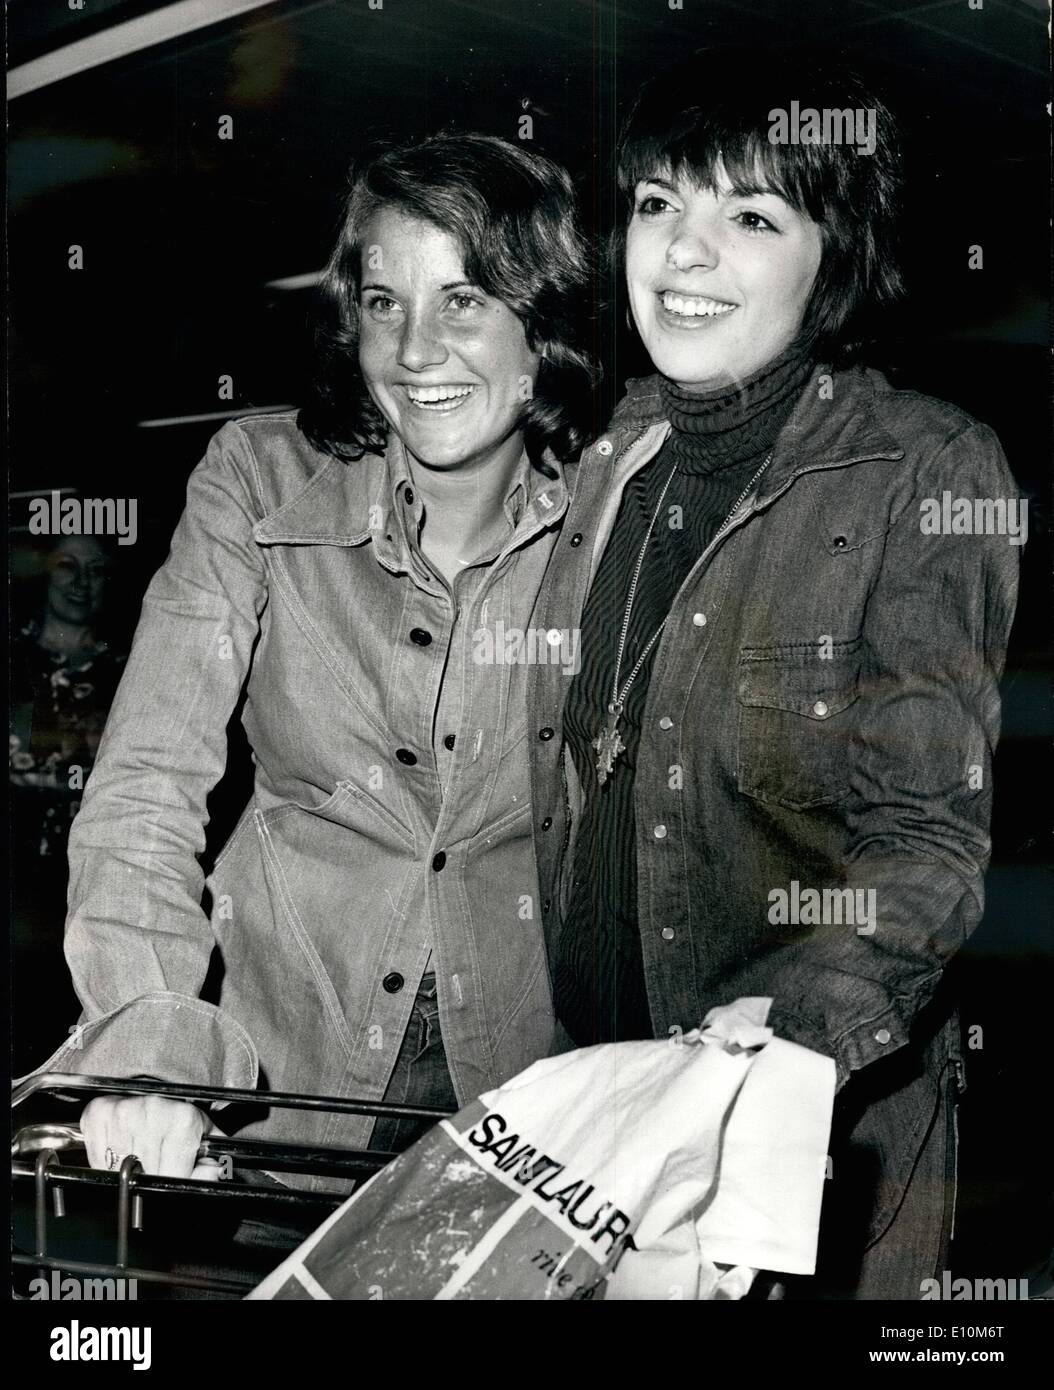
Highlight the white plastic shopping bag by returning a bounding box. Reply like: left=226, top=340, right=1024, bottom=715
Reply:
left=248, top=998, right=835, bottom=1300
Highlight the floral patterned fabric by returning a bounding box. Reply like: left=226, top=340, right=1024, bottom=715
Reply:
left=9, top=623, right=127, bottom=858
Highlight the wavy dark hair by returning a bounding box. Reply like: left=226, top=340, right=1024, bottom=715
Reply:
left=614, top=45, right=905, bottom=359
left=298, top=133, right=596, bottom=467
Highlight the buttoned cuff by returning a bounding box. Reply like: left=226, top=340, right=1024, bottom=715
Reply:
left=764, top=1004, right=849, bottom=1092
left=765, top=1001, right=911, bottom=1094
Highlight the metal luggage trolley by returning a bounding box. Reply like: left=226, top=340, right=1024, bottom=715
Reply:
left=12, top=1073, right=453, bottom=1298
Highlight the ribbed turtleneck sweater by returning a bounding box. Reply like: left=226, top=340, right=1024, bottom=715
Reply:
left=554, top=345, right=813, bottom=1046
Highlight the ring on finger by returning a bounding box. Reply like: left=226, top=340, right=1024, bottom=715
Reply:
left=104, top=1146, right=121, bottom=1171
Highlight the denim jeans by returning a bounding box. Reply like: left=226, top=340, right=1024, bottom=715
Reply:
left=792, top=1062, right=958, bottom=1300
left=366, top=972, right=459, bottom=1154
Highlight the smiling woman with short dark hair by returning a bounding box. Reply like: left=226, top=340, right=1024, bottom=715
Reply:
left=526, top=46, right=1021, bottom=1300
left=613, top=47, right=905, bottom=360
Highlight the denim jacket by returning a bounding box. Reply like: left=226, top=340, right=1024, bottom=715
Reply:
left=525, top=364, right=1020, bottom=1252
left=32, top=412, right=571, bottom=1183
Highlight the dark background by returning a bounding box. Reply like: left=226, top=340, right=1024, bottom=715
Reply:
left=8, top=0, right=1051, bottom=1287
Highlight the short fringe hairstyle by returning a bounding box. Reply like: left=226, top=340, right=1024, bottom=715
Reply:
left=615, top=45, right=905, bottom=359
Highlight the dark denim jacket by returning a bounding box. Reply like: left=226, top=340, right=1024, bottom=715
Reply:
left=525, top=364, right=1020, bottom=1252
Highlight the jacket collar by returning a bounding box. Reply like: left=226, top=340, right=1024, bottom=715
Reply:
left=253, top=435, right=570, bottom=550
left=253, top=449, right=377, bottom=547
left=606, top=362, right=905, bottom=501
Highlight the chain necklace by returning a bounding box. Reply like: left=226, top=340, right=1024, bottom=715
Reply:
left=592, top=451, right=773, bottom=786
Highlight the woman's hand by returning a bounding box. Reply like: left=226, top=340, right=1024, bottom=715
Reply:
left=81, top=1095, right=222, bottom=1180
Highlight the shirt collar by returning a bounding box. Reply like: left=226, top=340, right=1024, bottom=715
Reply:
left=254, top=430, right=568, bottom=557
left=387, top=436, right=544, bottom=513
left=385, top=434, right=568, bottom=562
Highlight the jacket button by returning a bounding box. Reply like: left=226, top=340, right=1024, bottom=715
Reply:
left=692, top=612, right=707, bottom=627
left=543, top=899, right=551, bottom=913
left=653, top=824, right=667, bottom=839
left=874, top=1028, right=892, bottom=1045
left=395, top=748, right=418, bottom=765
left=659, top=716, right=673, bottom=730
left=569, top=533, right=583, bottom=547
left=404, top=488, right=415, bottom=505
left=812, top=700, right=829, bottom=718
left=833, top=535, right=848, bottom=550
left=443, top=733, right=456, bottom=750
left=541, top=817, right=553, bottom=831
left=538, top=726, right=555, bottom=741
left=432, top=851, right=446, bottom=871
left=382, top=972, right=404, bottom=994
left=409, top=628, right=432, bottom=646
left=661, top=927, right=675, bottom=941
left=596, top=440, right=613, bottom=457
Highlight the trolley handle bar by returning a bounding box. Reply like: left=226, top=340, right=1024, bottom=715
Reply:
left=12, top=1071, right=452, bottom=1123
left=13, top=1121, right=398, bottom=1175
left=13, top=1156, right=385, bottom=1193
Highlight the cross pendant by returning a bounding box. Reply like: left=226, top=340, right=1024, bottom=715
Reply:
left=592, top=705, right=626, bottom=786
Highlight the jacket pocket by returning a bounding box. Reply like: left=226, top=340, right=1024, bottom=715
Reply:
left=265, top=779, right=416, bottom=855
left=737, top=638, right=862, bottom=810
left=252, top=808, right=354, bottom=1058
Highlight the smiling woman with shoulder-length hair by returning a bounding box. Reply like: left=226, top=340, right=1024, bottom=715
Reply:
left=526, top=46, right=1021, bottom=1300
left=300, top=132, right=595, bottom=470
left=31, top=132, right=596, bottom=1207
